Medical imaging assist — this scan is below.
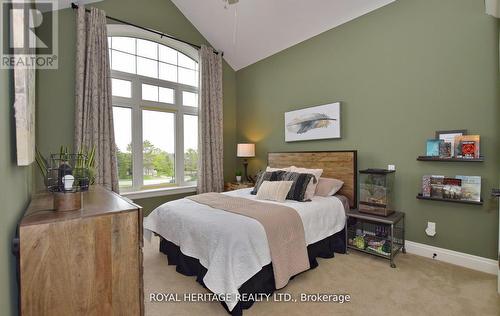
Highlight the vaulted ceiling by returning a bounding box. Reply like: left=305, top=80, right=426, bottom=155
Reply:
left=55, top=0, right=103, bottom=10
left=172, top=0, right=397, bottom=70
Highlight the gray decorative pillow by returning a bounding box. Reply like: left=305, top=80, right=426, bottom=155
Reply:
left=280, top=172, right=315, bottom=202
left=251, top=170, right=285, bottom=195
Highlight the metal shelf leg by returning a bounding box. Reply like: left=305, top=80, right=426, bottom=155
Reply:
left=402, top=214, right=406, bottom=254
left=390, top=223, right=396, bottom=268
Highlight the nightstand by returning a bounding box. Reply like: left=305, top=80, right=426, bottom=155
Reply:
left=224, top=182, right=254, bottom=192
left=346, top=209, right=405, bottom=268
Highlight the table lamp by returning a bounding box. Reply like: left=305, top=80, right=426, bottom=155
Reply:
left=237, top=143, right=255, bottom=183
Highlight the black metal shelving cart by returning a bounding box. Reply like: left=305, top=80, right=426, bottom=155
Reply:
left=346, top=209, right=405, bottom=268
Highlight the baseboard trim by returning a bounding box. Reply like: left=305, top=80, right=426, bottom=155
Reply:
left=405, top=241, right=498, bottom=275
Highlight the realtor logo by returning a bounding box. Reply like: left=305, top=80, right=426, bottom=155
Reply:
left=1, top=0, right=58, bottom=69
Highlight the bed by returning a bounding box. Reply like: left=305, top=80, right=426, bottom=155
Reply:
left=144, top=151, right=357, bottom=315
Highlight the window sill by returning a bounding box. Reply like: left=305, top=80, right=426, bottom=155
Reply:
left=121, top=185, right=197, bottom=200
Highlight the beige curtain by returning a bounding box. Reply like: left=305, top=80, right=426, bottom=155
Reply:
left=74, top=6, right=118, bottom=192
left=197, top=45, right=224, bottom=193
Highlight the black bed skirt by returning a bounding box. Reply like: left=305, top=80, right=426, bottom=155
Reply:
left=158, top=228, right=346, bottom=315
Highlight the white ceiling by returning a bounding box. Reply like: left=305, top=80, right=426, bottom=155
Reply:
left=34, top=1, right=103, bottom=11
left=172, top=0, right=396, bottom=70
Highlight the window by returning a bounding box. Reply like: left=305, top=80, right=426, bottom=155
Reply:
left=109, top=26, right=199, bottom=193
left=113, top=107, right=133, bottom=189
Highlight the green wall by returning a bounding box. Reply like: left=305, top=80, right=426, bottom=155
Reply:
left=36, top=0, right=238, bottom=210
left=1, top=10, right=33, bottom=316
left=236, top=0, right=499, bottom=259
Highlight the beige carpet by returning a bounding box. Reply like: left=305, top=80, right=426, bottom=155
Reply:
left=143, top=237, right=500, bottom=316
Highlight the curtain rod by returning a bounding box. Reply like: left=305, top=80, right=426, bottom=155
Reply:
left=70, top=3, right=222, bottom=56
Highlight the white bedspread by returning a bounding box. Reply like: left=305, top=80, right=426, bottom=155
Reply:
left=143, top=188, right=346, bottom=311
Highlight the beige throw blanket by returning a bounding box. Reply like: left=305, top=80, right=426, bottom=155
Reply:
left=187, top=193, right=310, bottom=289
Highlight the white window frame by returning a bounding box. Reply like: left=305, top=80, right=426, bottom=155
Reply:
left=108, top=25, right=199, bottom=198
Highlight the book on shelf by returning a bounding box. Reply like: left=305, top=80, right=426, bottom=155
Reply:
left=438, top=132, right=462, bottom=157
left=422, top=175, right=431, bottom=197
left=426, top=139, right=442, bottom=157
left=442, top=178, right=462, bottom=200
left=439, top=142, right=451, bottom=158
left=455, top=175, right=481, bottom=202
left=461, top=141, right=476, bottom=158
left=430, top=175, right=444, bottom=199
left=454, top=135, right=480, bottom=159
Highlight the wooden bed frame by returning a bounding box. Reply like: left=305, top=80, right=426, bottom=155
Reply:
left=268, top=150, right=358, bottom=208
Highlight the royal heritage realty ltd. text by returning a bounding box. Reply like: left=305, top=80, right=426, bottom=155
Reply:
left=149, top=292, right=351, bottom=304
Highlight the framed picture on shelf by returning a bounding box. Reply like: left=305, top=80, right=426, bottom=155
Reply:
left=435, top=130, right=467, bottom=157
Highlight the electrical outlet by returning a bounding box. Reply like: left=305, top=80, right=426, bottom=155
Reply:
left=425, top=221, right=436, bottom=237
left=387, top=164, right=395, bottom=171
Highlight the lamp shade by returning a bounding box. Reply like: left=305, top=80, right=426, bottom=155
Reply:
left=237, top=143, right=255, bottom=157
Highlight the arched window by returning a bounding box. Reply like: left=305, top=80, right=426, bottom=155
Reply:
left=108, top=25, right=199, bottom=195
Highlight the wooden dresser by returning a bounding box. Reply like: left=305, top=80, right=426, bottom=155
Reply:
left=18, top=186, right=144, bottom=316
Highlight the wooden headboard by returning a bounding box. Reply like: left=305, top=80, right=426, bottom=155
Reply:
left=268, top=151, right=357, bottom=208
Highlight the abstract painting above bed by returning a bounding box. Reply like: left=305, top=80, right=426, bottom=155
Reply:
left=285, top=102, right=341, bottom=142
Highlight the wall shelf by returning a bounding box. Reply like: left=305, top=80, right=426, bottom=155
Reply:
left=416, top=156, right=484, bottom=162
left=416, top=194, right=483, bottom=205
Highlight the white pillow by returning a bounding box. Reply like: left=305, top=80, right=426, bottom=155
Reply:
left=256, top=181, right=294, bottom=202
left=290, top=166, right=323, bottom=200
left=266, top=166, right=293, bottom=172
left=315, top=177, right=344, bottom=197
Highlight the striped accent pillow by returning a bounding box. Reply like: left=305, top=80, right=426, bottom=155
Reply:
left=280, top=172, right=315, bottom=202
left=251, top=170, right=286, bottom=195
left=290, top=167, right=323, bottom=200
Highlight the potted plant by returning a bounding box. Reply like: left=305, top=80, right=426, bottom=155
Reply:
left=74, top=146, right=96, bottom=189
left=35, top=146, right=96, bottom=212
left=235, top=170, right=242, bottom=183
left=36, top=146, right=96, bottom=187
